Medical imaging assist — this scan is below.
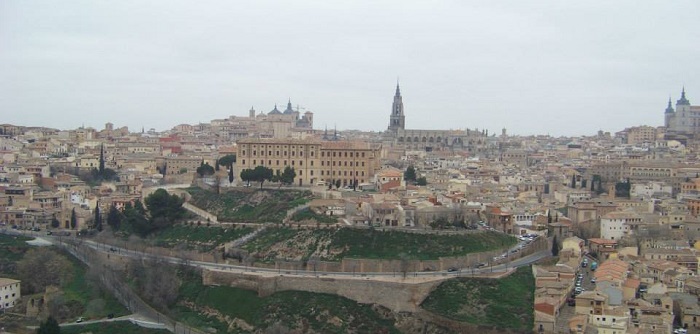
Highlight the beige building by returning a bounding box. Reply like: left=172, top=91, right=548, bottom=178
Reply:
left=164, top=156, right=203, bottom=175
left=237, top=138, right=380, bottom=187
left=625, top=125, right=657, bottom=145
left=0, top=278, right=21, bottom=309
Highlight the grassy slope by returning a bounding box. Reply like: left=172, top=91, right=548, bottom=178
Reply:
left=186, top=187, right=312, bottom=223
left=175, top=272, right=399, bottom=334
left=152, top=225, right=254, bottom=251
left=420, top=266, right=535, bottom=331
left=61, top=321, right=170, bottom=334
left=61, top=250, right=130, bottom=320
left=0, top=233, right=33, bottom=278
left=244, top=227, right=516, bottom=261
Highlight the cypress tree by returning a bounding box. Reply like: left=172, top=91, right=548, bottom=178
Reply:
left=552, top=235, right=559, bottom=256
left=94, top=203, right=101, bottom=231
left=228, top=165, right=234, bottom=183
left=70, top=208, right=77, bottom=229
left=99, top=144, right=105, bottom=174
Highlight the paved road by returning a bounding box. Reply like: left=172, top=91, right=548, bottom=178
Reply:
left=3, top=229, right=550, bottom=281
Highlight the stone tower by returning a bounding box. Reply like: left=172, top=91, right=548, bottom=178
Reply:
left=387, top=82, right=405, bottom=132
left=664, top=97, right=674, bottom=128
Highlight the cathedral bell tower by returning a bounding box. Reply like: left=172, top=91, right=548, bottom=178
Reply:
left=387, top=82, right=405, bottom=132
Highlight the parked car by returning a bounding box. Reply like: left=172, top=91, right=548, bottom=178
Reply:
left=447, top=267, right=459, bottom=272
left=567, top=297, right=575, bottom=306
left=76, top=317, right=84, bottom=323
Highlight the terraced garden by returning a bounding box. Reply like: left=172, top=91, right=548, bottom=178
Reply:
left=186, top=187, right=313, bottom=223
left=242, top=227, right=517, bottom=262
left=421, top=266, right=535, bottom=331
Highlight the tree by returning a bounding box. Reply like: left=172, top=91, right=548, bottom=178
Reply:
left=196, top=163, right=215, bottom=177
left=70, top=208, right=77, bottom=229
left=215, top=159, right=220, bottom=171
left=218, top=154, right=236, bottom=167
left=106, top=205, right=122, bottom=231
left=551, top=235, right=560, bottom=256
left=98, top=144, right=105, bottom=175
left=279, top=166, right=296, bottom=186
left=94, top=204, right=102, bottom=231
left=416, top=177, right=427, bottom=186
left=240, top=169, right=253, bottom=186
left=243, top=166, right=273, bottom=189
left=145, top=189, right=186, bottom=231
left=37, top=316, right=61, bottom=334
left=404, top=166, right=417, bottom=183
left=571, top=175, right=576, bottom=188
left=18, top=248, right=74, bottom=294
left=615, top=179, right=631, bottom=198
left=334, top=179, right=341, bottom=189
left=228, top=165, right=234, bottom=184
left=51, top=216, right=60, bottom=228
left=134, top=199, right=146, bottom=215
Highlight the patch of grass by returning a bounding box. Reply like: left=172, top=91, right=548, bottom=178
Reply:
left=0, top=233, right=33, bottom=246
left=421, top=266, right=535, bottom=331
left=244, top=227, right=516, bottom=261
left=243, top=227, right=299, bottom=254
left=152, top=224, right=254, bottom=251
left=186, top=187, right=313, bottom=223
left=329, top=229, right=516, bottom=260
left=175, top=271, right=399, bottom=333
left=0, top=233, right=32, bottom=276
left=61, top=249, right=129, bottom=320
left=290, top=208, right=338, bottom=224
left=61, top=321, right=170, bottom=334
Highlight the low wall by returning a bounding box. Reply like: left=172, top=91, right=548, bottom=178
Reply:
left=203, top=270, right=444, bottom=313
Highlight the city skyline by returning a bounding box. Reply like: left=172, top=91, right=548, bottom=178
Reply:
left=1, top=1, right=699, bottom=136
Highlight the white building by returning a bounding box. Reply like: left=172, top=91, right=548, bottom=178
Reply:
left=631, top=181, right=673, bottom=198
left=600, top=211, right=642, bottom=241
left=0, top=278, right=21, bottom=309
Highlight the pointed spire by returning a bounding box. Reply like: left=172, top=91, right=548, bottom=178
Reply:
left=666, top=96, right=674, bottom=113
left=677, top=86, right=690, bottom=106
left=395, top=80, right=401, bottom=96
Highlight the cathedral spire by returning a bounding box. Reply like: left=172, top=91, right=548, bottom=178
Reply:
left=665, top=97, right=674, bottom=113
left=677, top=86, right=690, bottom=106
left=395, top=81, right=401, bottom=96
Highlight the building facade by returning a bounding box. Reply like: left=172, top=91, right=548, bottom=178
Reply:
left=0, top=278, right=20, bottom=309
left=236, top=138, right=381, bottom=187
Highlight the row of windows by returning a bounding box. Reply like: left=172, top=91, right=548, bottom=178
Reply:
left=321, top=151, right=366, bottom=158
left=247, top=150, right=312, bottom=157
left=322, top=161, right=365, bottom=167
left=246, top=160, right=311, bottom=167
left=242, top=160, right=368, bottom=169
left=320, top=170, right=364, bottom=177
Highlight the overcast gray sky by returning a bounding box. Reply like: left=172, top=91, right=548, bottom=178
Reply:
left=1, top=1, right=699, bottom=136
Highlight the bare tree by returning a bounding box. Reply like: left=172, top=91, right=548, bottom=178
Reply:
left=17, top=248, right=74, bottom=294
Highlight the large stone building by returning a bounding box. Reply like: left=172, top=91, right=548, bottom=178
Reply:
left=385, top=83, right=492, bottom=153
left=236, top=138, right=381, bottom=187
left=665, top=87, right=700, bottom=138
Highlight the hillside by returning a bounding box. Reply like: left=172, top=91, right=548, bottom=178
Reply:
left=186, top=187, right=313, bottom=223
left=242, top=227, right=517, bottom=262
left=420, top=266, right=535, bottom=331
left=175, top=270, right=452, bottom=334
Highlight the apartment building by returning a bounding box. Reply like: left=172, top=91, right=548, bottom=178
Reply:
left=0, top=278, right=20, bottom=309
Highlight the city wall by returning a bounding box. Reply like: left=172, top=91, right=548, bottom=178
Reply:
left=202, top=269, right=444, bottom=313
